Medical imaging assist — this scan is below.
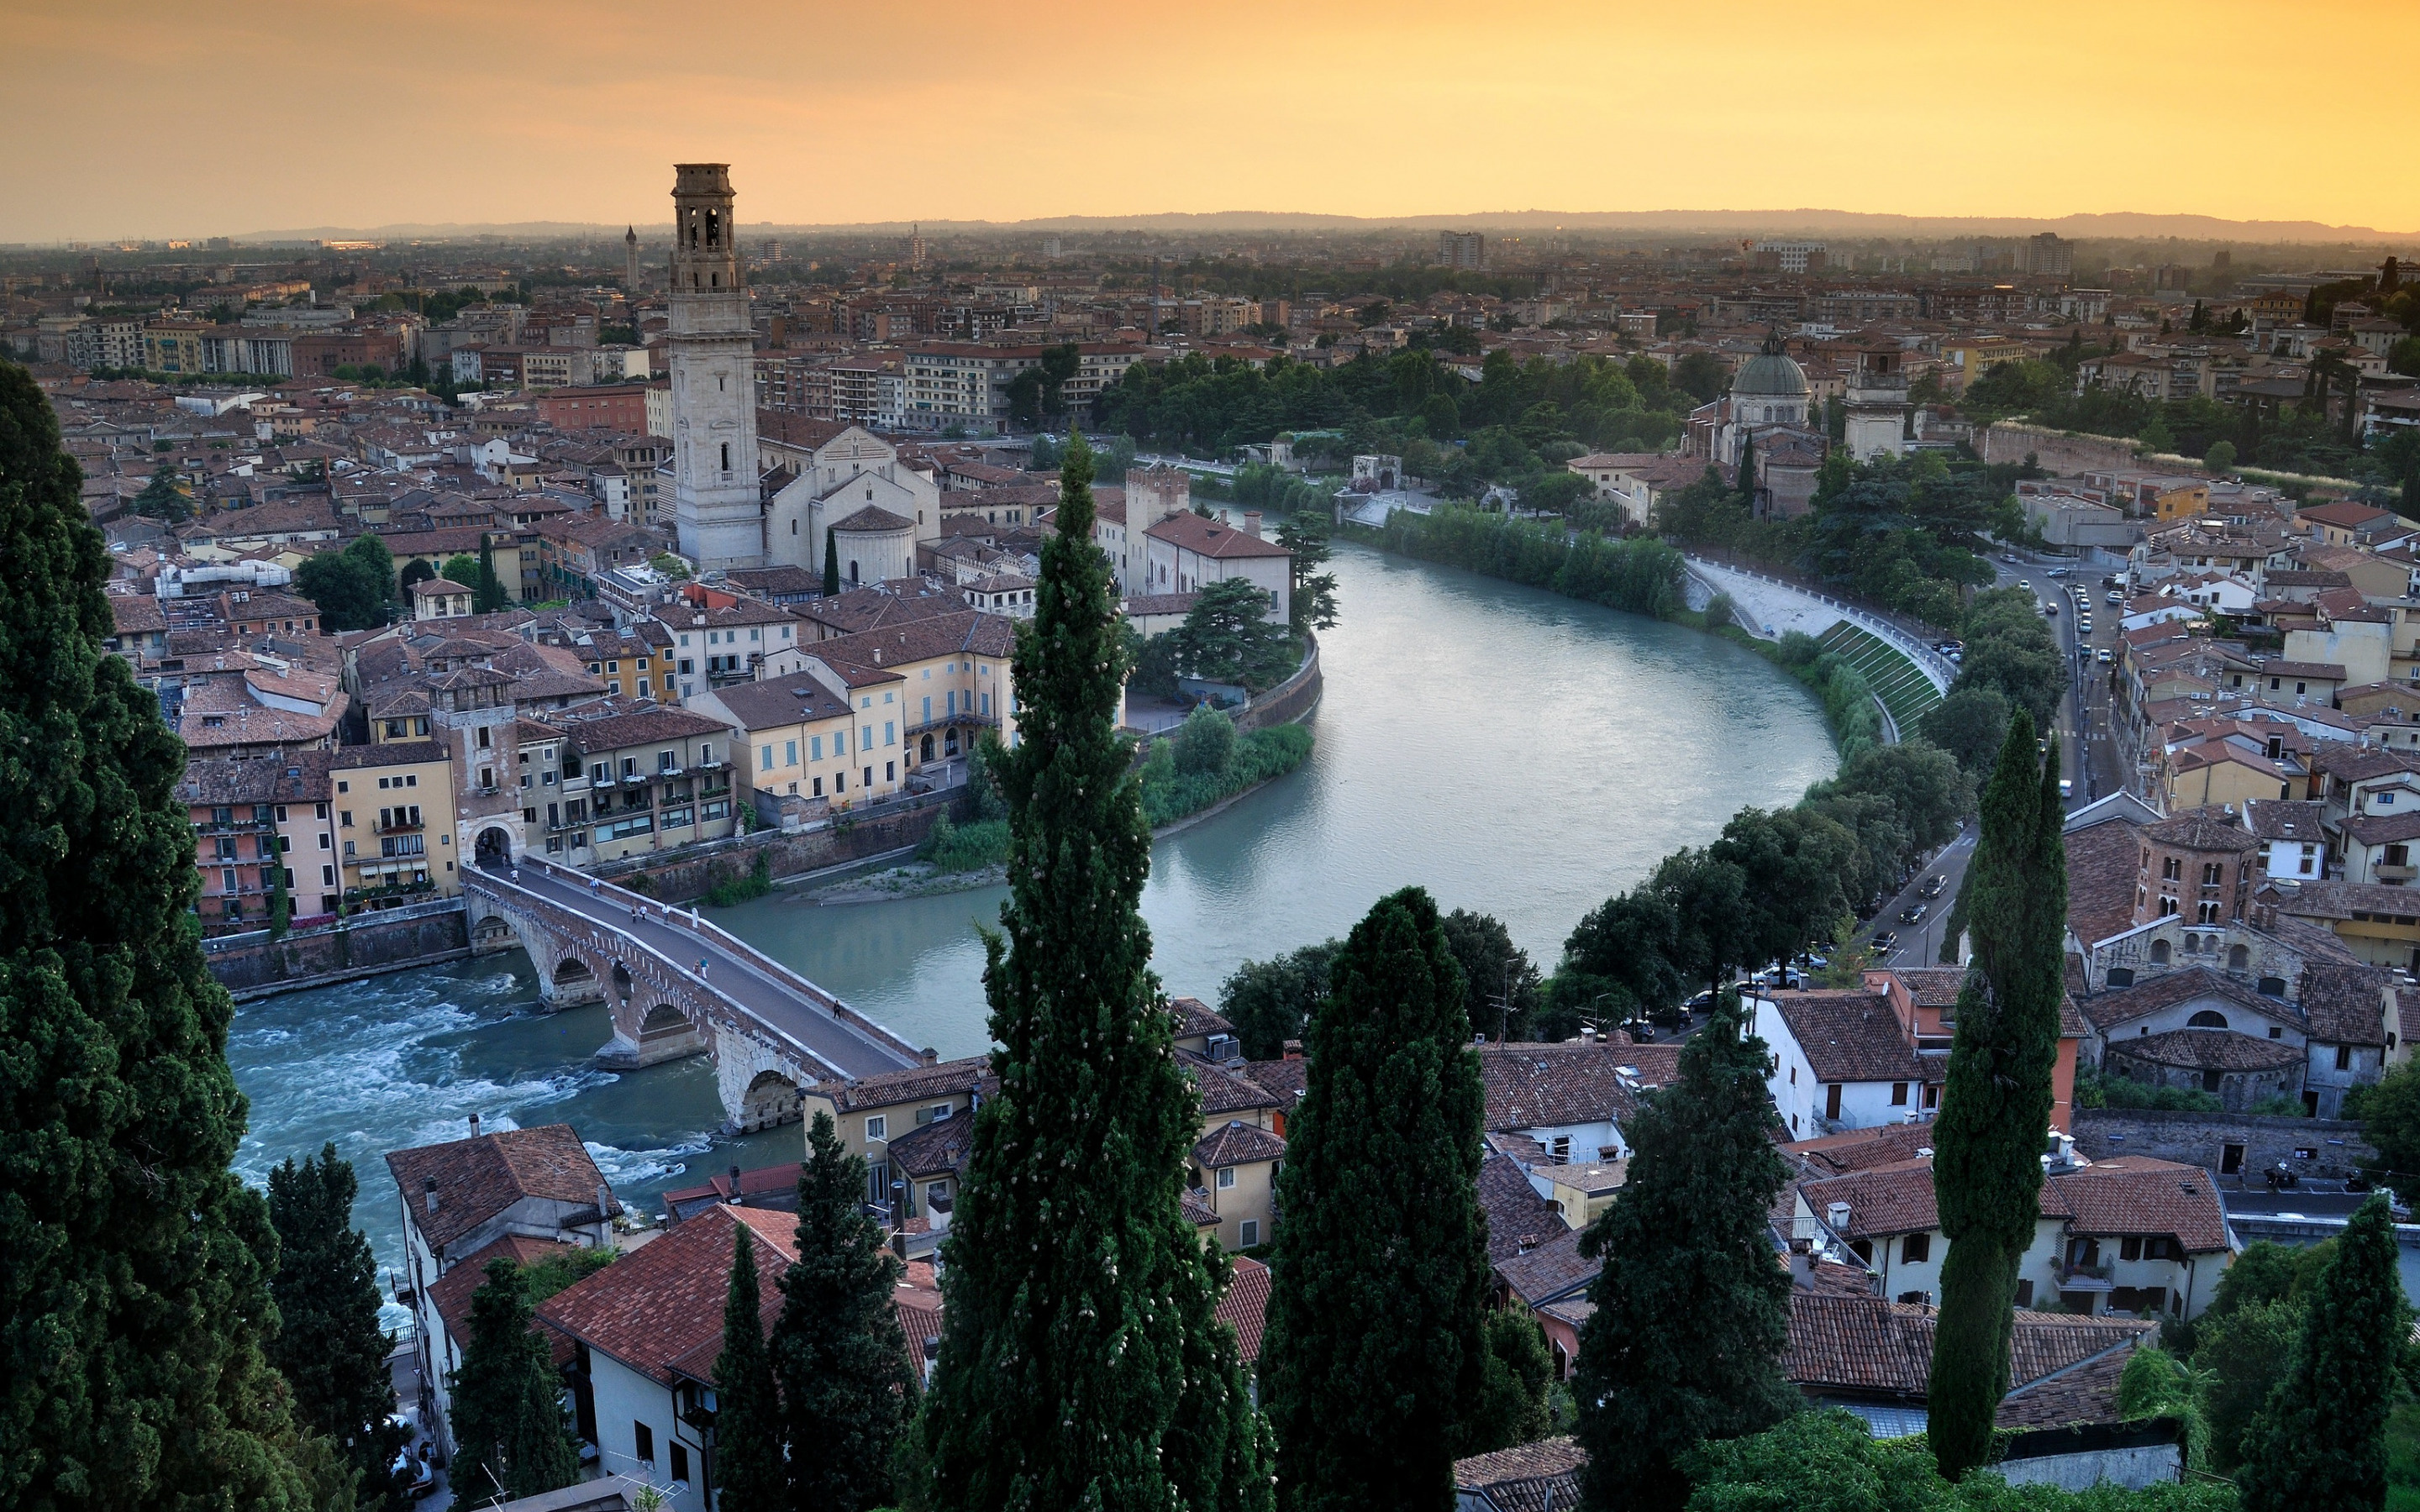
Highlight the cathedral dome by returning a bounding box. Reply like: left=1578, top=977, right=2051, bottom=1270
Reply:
left=1731, top=341, right=1809, bottom=399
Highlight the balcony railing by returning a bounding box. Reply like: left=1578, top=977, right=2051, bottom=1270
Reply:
left=2061, top=1259, right=2115, bottom=1285
left=375, top=818, right=424, bottom=835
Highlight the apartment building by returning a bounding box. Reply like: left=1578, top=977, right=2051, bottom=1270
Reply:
left=533, top=701, right=741, bottom=864
left=329, top=742, right=463, bottom=906
left=899, top=342, right=1142, bottom=432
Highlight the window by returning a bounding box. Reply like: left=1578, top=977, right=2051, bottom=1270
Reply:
left=865, top=1116, right=886, bottom=1142
left=2015, top=1278, right=2035, bottom=1307
left=1239, top=1219, right=1260, bottom=1247
left=760, top=744, right=773, bottom=771
left=2202, top=862, right=2224, bottom=885
left=1902, top=1233, right=1930, bottom=1263
left=1890, top=1082, right=1908, bottom=1106
left=671, top=1445, right=688, bottom=1484
left=634, top=1421, right=654, bottom=1466
left=2337, top=1043, right=2353, bottom=1070
left=812, top=735, right=824, bottom=760
left=2196, top=902, right=2221, bottom=924
left=2161, top=857, right=2181, bottom=881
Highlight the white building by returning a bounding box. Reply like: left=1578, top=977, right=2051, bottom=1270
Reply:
left=762, top=423, right=941, bottom=578
left=384, top=1121, right=620, bottom=1462
left=1140, top=512, right=1293, bottom=625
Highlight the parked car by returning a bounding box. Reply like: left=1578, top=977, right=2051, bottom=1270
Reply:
left=2097, top=648, right=2115, bottom=664
left=1918, top=874, right=1947, bottom=898
left=1899, top=903, right=1929, bottom=925
left=2077, top=617, right=2093, bottom=633
left=1621, top=1018, right=1657, bottom=1042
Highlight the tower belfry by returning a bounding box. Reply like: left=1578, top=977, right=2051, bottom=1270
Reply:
left=623, top=225, right=639, bottom=292
left=667, top=164, right=765, bottom=572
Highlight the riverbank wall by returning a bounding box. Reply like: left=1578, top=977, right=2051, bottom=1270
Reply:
left=1234, top=635, right=1323, bottom=732
left=592, top=790, right=959, bottom=904
left=206, top=896, right=471, bottom=1000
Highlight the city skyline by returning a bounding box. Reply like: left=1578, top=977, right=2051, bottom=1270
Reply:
left=11, top=0, right=2417, bottom=241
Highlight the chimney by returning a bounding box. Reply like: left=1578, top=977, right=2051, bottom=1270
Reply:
left=1826, top=1200, right=1852, bottom=1232
left=728, top=1164, right=744, bottom=1205
left=467, top=1111, right=481, bottom=1138
left=922, top=1046, right=939, bottom=1066
left=424, top=1177, right=439, bottom=1215
left=1244, top=510, right=1262, bottom=538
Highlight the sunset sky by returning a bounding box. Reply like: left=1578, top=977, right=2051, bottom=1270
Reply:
left=9, top=0, right=2413, bottom=240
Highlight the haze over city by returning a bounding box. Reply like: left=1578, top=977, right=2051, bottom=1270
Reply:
left=9, top=0, right=2419, bottom=239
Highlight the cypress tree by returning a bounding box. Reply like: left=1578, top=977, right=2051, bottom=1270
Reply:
left=1264, top=884, right=1491, bottom=1512
left=823, top=526, right=842, bottom=596
left=474, top=532, right=508, bottom=612
left=776, top=1110, right=916, bottom=1511
left=923, top=433, right=1271, bottom=1512
left=0, top=357, right=329, bottom=1509
left=1734, top=432, right=1756, bottom=508
left=715, top=1217, right=786, bottom=1512
left=1572, top=995, right=1796, bottom=1512
left=2238, top=1193, right=2411, bottom=1512
left=446, top=1258, right=579, bottom=1501
left=1926, top=711, right=2065, bottom=1481
left=266, top=1143, right=403, bottom=1500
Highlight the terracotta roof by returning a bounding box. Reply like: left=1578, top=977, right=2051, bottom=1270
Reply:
left=1787, top=1289, right=2151, bottom=1401
left=1799, top=1159, right=1951, bottom=1240
left=1143, top=512, right=1292, bottom=559
left=383, top=1123, right=619, bottom=1252
left=829, top=504, right=916, bottom=534
left=1766, top=991, right=1936, bottom=1084
left=1786, top=1121, right=1939, bottom=1178
left=1193, top=1121, right=1286, bottom=1169
left=1452, top=1437, right=1584, bottom=1512
left=2341, top=811, right=2420, bottom=846
left=2241, top=798, right=2327, bottom=842
left=539, top=1204, right=797, bottom=1387
left=1477, top=1147, right=1567, bottom=1265
left=2064, top=816, right=2146, bottom=948
left=705, top=669, right=854, bottom=729
left=1494, top=1229, right=1598, bottom=1306
left=814, top=1054, right=993, bottom=1113
left=2081, top=966, right=2293, bottom=1033
left=424, top=1233, right=587, bottom=1362
left=2107, top=1028, right=2305, bottom=1072
left=1186, top=1052, right=1285, bottom=1118
left=1995, top=1346, right=2135, bottom=1430
left=1477, top=1042, right=1642, bottom=1132
left=1168, top=996, right=1234, bottom=1041
left=1240, top=1058, right=1309, bottom=1106
left=886, top=1108, right=978, bottom=1180
left=2049, top=1157, right=2230, bottom=1252
left=1216, top=1256, right=1271, bottom=1365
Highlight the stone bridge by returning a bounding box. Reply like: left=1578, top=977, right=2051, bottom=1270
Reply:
left=463, top=855, right=921, bottom=1133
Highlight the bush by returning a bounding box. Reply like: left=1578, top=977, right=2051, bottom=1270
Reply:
left=917, top=812, right=1011, bottom=874
left=701, top=849, right=774, bottom=908
left=2075, top=1066, right=2222, bottom=1113
left=1140, top=722, right=1313, bottom=828
left=1174, top=706, right=1238, bottom=775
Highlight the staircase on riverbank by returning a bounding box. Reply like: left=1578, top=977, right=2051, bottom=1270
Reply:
left=1816, top=622, right=1943, bottom=732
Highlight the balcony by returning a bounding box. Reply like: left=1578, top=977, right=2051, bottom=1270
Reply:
left=2060, top=1259, right=2115, bottom=1288
left=375, top=817, right=424, bottom=835
left=2377, top=864, right=2417, bottom=883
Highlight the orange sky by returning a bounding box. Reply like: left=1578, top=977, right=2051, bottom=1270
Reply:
left=8, top=0, right=2414, bottom=240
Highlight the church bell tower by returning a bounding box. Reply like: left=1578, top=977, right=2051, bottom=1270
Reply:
left=667, top=164, right=765, bottom=572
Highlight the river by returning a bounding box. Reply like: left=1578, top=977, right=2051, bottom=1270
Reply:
left=227, top=544, right=1838, bottom=1296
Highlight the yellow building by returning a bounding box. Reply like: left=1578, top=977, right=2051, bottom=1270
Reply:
left=1191, top=1120, right=1286, bottom=1252
left=329, top=742, right=462, bottom=906
left=800, top=1054, right=992, bottom=1211
left=143, top=318, right=210, bottom=376
left=689, top=668, right=899, bottom=826
left=2153, top=481, right=2212, bottom=523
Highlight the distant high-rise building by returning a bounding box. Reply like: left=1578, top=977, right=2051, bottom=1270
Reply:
left=2019, top=232, right=2074, bottom=279
left=1752, top=240, right=1827, bottom=275
left=623, top=225, right=639, bottom=291
left=1439, top=230, right=1486, bottom=270
left=908, top=224, right=929, bottom=271
left=667, top=163, right=765, bottom=573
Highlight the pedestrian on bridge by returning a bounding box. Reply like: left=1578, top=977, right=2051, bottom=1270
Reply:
left=698, top=957, right=709, bottom=980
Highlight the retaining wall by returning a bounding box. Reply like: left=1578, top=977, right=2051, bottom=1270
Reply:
left=2072, top=1106, right=2375, bottom=1180
left=1234, top=636, right=1324, bottom=732
left=592, top=793, right=956, bottom=902
left=205, top=897, right=471, bottom=999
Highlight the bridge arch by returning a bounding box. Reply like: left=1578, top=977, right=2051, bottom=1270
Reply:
left=739, top=1069, right=804, bottom=1132
left=638, top=1003, right=694, bottom=1043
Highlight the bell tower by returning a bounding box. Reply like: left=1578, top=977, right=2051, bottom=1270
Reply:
left=667, top=163, right=765, bottom=571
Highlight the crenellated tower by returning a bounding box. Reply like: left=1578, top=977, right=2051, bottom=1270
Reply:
left=667, top=164, right=765, bottom=571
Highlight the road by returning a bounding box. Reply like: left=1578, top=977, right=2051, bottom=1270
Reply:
left=481, top=860, right=917, bottom=1081
left=1986, top=547, right=2130, bottom=813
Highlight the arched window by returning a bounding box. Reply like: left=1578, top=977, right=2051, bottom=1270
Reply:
left=2187, top=1010, right=2228, bottom=1030
left=2228, top=944, right=2250, bottom=970
left=2149, top=939, right=2172, bottom=965
left=2106, top=967, right=2135, bottom=988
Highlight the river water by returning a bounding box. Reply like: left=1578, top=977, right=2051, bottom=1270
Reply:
left=228, top=544, right=1838, bottom=1295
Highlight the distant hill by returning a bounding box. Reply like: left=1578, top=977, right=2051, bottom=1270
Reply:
left=229, top=207, right=2416, bottom=245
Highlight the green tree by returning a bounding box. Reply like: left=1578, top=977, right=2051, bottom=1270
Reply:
left=1265, top=886, right=1491, bottom=1510
left=1275, top=510, right=1341, bottom=634
left=1218, top=938, right=1341, bottom=1059
left=1167, top=577, right=1300, bottom=692
left=1572, top=995, right=1797, bottom=1512
left=134, top=465, right=190, bottom=522
left=473, top=533, right=509, bottom=612
left=267, top=848, right=292, bottom=934
left=1439, top=907, right=1543, bottom=1042
left=0, top=359, right=332, bottom=1510
left=2193, top=1298, right=2302, bottom=1473
left=715, top=1216, right=787, bottom=1512
left=775, top=1112, right=916, bottom=1510
left=1920, top=686, right=2013, bottom=776
left=440, top=554, right=480, bottom=590
left=823, top=527, right=841, bottom=596
left=1460, top=1310, right=1555, bottom=1457
left=399, top=557, right=437, bottom=592
left=1927, top=711, right=2066, bottom=1481
left=2204, top=439, right=2238, bottom=472
left=1175, top=703, right=1239, bottom=775
left=267, top=1144, right=403, bottom=1504
left=2238, top=1194, right=2412, bottom=1511
left=2349, top=1057, right=2420, bottom=1203
left=448, top=1259, right=579, bottom=1501
left=297, top=534, right=396, bottom=632
left=923, top=433, right=1271, bottom=1512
